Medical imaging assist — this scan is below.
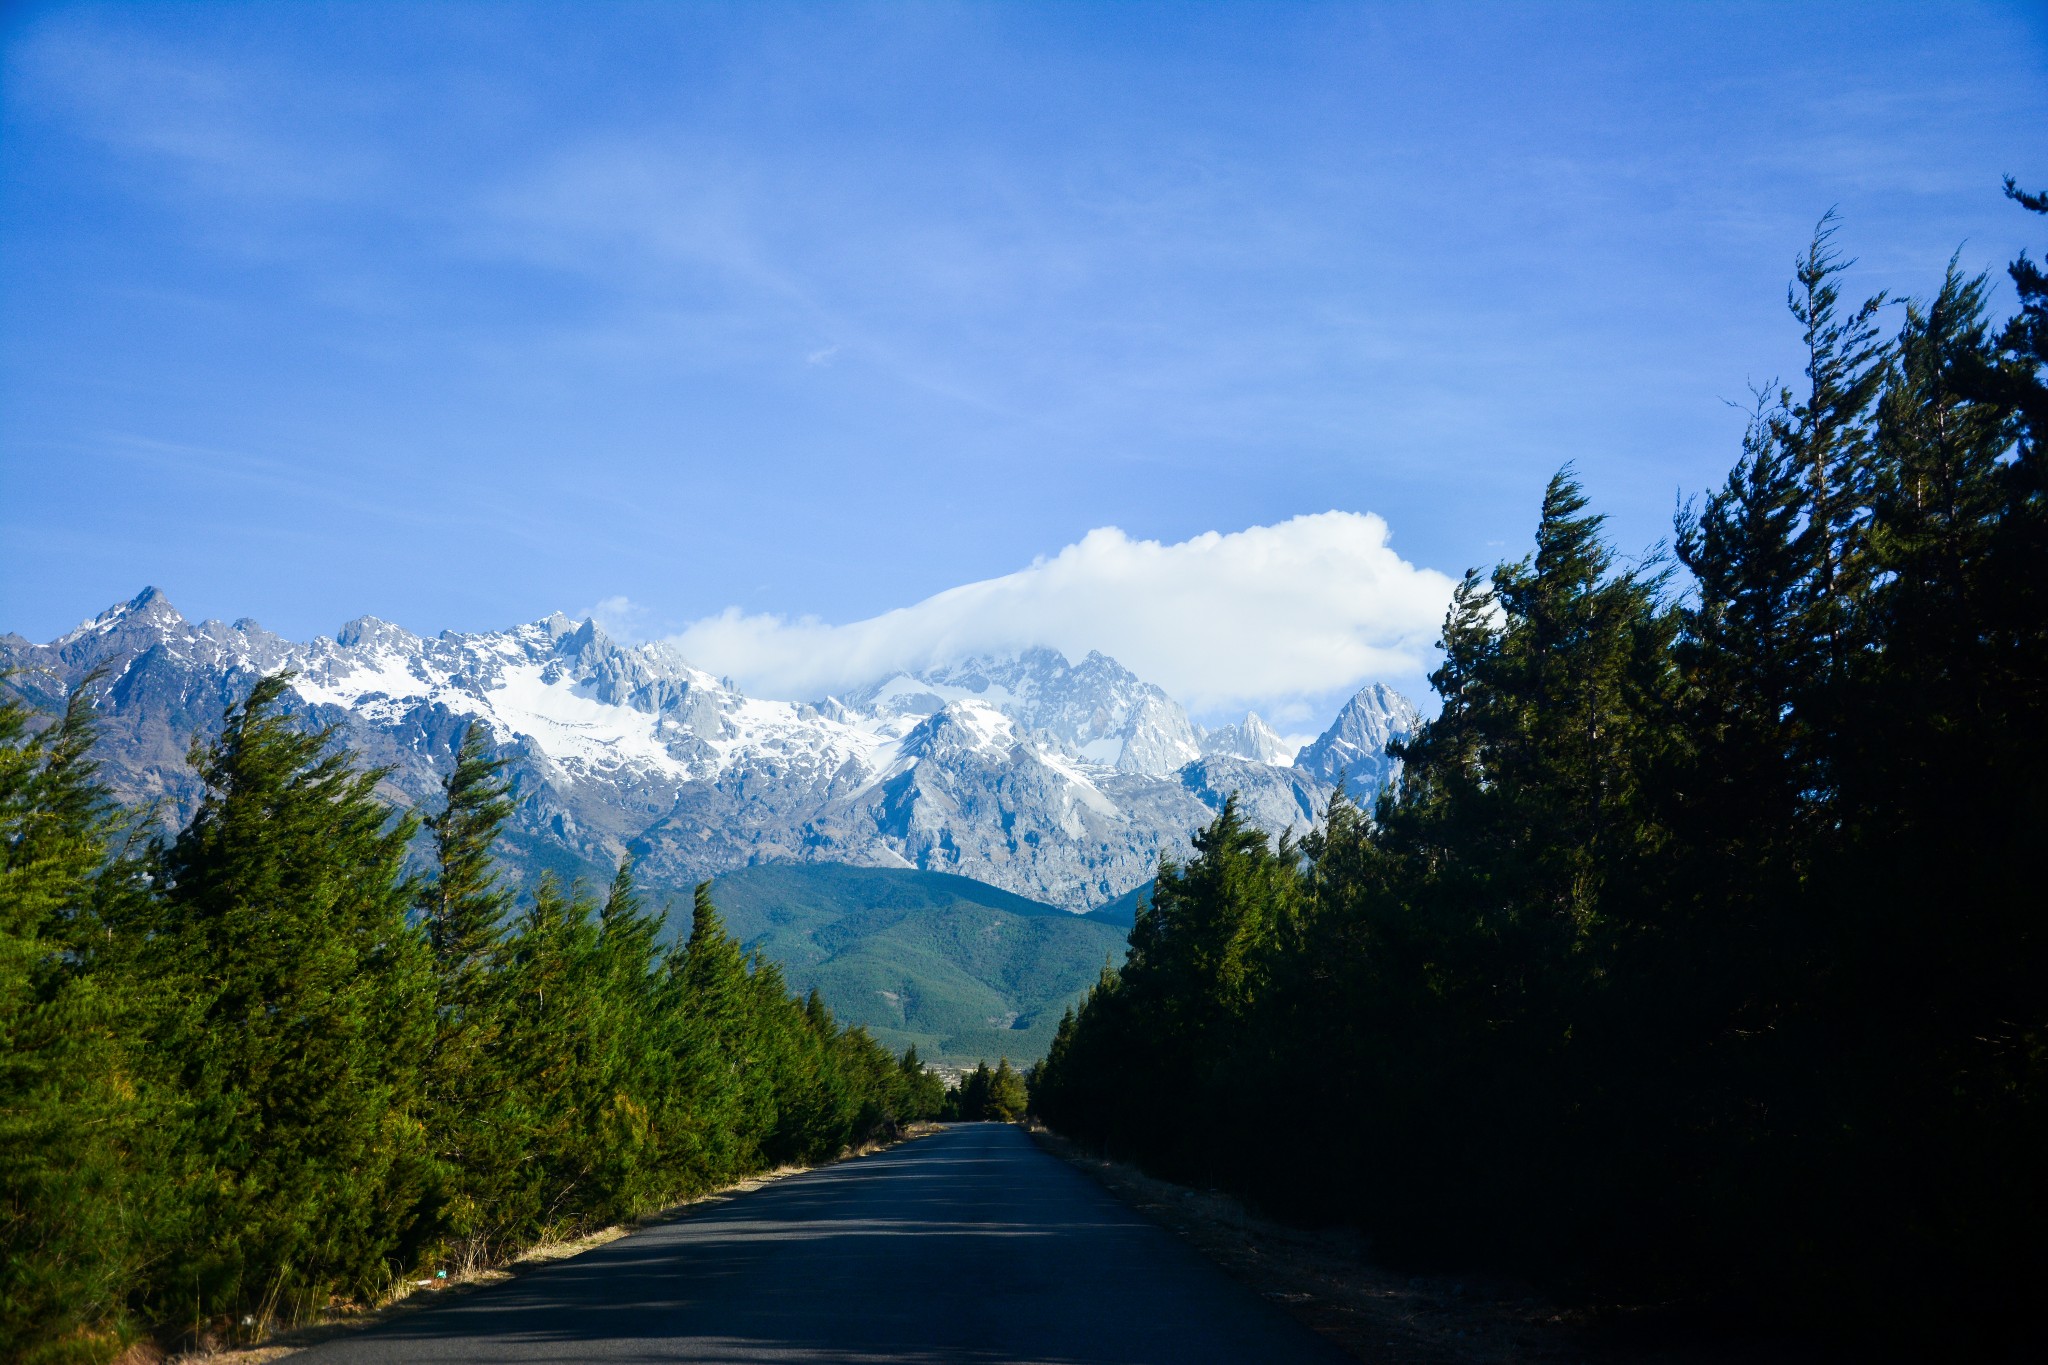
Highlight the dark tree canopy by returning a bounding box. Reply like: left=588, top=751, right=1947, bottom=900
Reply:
left=1032, top=196, right=2048, bottom=1355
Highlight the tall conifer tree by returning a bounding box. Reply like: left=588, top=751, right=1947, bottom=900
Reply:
left=1773, top=214, right=1889, bottom=709
left=674, top=882, right=760, bottom=1177
left=139, top=675, right=433, bottom=1331
left=417, top=725, right=517, bottom=1252
left=0, top=681, right=136, bottom=1363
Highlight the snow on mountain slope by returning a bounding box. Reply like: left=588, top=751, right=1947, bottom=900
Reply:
left=1199, top=711, right=1295, bottom=765
left=841, top=648, right=1202, bottom=776
left=3, top=588, right=1416, bottom=910
left=1293, top=682, right=1421, bottom=799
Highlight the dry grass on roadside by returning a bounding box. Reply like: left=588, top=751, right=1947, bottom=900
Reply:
left=145, top=1124, right=944, bottom=1365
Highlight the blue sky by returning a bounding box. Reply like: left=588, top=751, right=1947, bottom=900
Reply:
left=3, top=1, right=2044, bottom=726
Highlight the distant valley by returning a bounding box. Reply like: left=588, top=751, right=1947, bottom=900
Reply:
left=705, top=863, right=1138, bottom=1064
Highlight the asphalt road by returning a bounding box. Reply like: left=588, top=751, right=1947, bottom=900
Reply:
left=296, top=1122, right=1353, bottom=1364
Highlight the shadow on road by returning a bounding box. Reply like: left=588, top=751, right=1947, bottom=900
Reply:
left=297, top=1124, right=1351, bottom=1364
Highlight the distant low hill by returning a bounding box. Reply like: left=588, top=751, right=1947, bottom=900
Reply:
left=700, top=863, right=1131, bottom=1066
left=1082, top=880, right=1152, bottom=930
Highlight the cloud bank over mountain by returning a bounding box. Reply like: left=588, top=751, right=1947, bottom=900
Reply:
left=646, top=512, right=1456, bottom=720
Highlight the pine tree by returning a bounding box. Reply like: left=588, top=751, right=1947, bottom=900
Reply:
left=895, top=1046, right=945, bottom=1120
left=1384, top=568, right=1497, bottom=828
left=1024, top=965, right=1130, bottom=1150
left=746, top=958, right=826, bottom=1166
left=672, top=882, right=763, bottom=1179
left=420, top=725, right=513, bottom=1028
left=491, top=873, right=608, bottom=1238
left=787, top=989, right=851, bottom=1158
left=642, top=928, right=720, bottom=1197
left=1384, top=469, right=1672, bottom=1092
left=1489, top=468, right=1672, bottom=938
left=951, top=1063, right=992, bottom=1121
left=987, top=1059, right=1027, bottom=1122
left=1956, top=178, right=2048, bottom=442
left=416, top=725, right=517, bottom=1254
left=136, top=674, right=433, bottom=1333
left=1127, top=798, right=1294, bottom=1030
left=585, top=860, right=666, bottom=1218
left=1773, top=212, right=1890, bottom=693
left=1663, top=400, right=1828, bottom=1114
left=1822, top=234, right=2048, bottom=1322
left=0, top=680, right=137, bottom=1363
left=1030, top=191, right=2048, bottom=1350
left=1674, top=400, right=1815, bottom=836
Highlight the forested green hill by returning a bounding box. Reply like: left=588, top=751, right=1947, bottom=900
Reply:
left=1079, top=879, right=1151, bottom=930
left=705, top=864, right=1131, bottom=1064
left=443, top=848, right=1138, bottom=1066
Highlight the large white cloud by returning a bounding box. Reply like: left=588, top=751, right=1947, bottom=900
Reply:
left=659, top=512, right=1455, bottom=721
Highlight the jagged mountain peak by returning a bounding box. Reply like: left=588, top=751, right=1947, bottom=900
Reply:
left=538, top=610, right=581, bottom=641
left=1200, top=711, right=1294, bottom=766
left=63, top=585, right=185, bottom=642
left=335, top=615, right=417, bottom=650
left=1294, top=683, right=1421, bottom=797
left=8, top=591, right=1420, bottom=912
left=846, top=645, right=1199, bottom=777
left=898, top=699, right=1019, bottom=762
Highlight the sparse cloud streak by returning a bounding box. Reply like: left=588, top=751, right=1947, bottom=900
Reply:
left=4, top=3, right=2041, bottom=653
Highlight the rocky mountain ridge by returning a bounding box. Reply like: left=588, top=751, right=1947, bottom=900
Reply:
left=1, top=588, right=1421, bottom=911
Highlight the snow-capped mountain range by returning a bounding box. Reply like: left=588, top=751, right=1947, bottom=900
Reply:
left=1, top=588, right=1421, bottom=911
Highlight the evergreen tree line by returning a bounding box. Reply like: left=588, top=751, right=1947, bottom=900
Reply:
left=1032, top=186, right=2048, bottom=1349
left=1, top=674, right=946, bottom=1362
left=941, top=1058, right=1029, bottom=1123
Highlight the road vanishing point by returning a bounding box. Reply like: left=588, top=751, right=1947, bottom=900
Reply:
left=297, top=1123, right=1352, bottom=1364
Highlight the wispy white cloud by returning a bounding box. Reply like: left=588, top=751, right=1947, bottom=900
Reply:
left=578, top=594, right=657, bottom=642
left=659, top=512, right=1455, bottom=716
left=11, top=22, right=380, bottom=204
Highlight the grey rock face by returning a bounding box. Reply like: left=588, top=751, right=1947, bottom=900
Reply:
left=842, top=649, right=1202, bottom=777
left=3, top=589, right=1419, bottom=911
left=1199, top=711, right=1295, bottom=765
left=1293, top=682, right=1422, bottom=801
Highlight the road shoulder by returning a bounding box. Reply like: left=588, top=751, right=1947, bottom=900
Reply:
left=1026, top=1124, right=1618, bottom=1365
left=143, top=1123, right=947, bottom=1365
